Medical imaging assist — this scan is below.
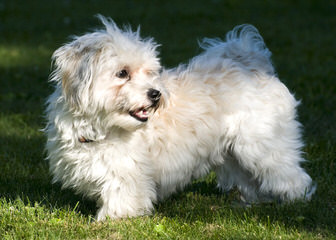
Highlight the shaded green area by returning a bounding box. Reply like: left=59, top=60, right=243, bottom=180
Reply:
left=0, top=0, right=335, bottom=239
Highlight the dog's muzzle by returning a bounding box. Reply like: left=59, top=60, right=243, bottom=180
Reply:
left=129, top=88, right=161, bottom=122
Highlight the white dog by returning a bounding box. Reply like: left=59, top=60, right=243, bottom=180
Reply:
left=45, top=16, right=315, bottom=220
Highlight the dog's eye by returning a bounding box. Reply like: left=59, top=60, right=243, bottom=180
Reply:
left=116, top=69, right=130, bottom=79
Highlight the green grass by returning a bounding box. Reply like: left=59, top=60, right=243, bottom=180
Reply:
left=0, top=0, right=335, bottom=239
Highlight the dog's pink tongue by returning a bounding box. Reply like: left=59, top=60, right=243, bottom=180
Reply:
left=135, top=109, right=148, bottom=120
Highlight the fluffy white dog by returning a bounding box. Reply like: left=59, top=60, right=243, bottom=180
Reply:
left=45, top=16, right=315, bottom=220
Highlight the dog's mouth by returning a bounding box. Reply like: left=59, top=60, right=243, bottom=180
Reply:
left=129, top=107, right=150, bottom=122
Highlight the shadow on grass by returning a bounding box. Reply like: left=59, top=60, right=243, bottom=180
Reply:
left=0, top=134, right=97, bottom=218
left=156, top=183, right=335, bottom=235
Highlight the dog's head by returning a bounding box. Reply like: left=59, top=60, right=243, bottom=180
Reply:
left=50, top=15, right=167, bottom=130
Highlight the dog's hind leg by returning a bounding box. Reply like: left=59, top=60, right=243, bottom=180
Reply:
left=216, top=154, right=261, bottom=202
left=226, top=120, right=315, bottom=202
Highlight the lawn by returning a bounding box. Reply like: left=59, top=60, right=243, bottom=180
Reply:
left=0, top=0, right=335, bottom=239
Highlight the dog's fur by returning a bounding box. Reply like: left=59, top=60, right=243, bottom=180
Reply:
left=45, top=16, right=315, bottom=220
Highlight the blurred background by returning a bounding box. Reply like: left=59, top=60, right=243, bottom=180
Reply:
left=0, top=0, right=335, bottom=131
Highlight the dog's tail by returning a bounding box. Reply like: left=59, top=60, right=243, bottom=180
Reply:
left=200, top=24, right=275, bottom=75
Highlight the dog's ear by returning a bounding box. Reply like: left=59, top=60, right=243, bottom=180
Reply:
left=50, top=38, right=100, bottom=110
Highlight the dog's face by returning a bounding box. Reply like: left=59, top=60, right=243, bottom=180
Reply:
left=50, top=16, right=166, bottom=130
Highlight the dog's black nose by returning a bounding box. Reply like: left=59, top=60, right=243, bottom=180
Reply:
left=147, top=88, right=161, bottom=103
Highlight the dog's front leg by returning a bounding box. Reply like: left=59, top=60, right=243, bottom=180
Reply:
left=95, top=168, right=157, bottom=221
